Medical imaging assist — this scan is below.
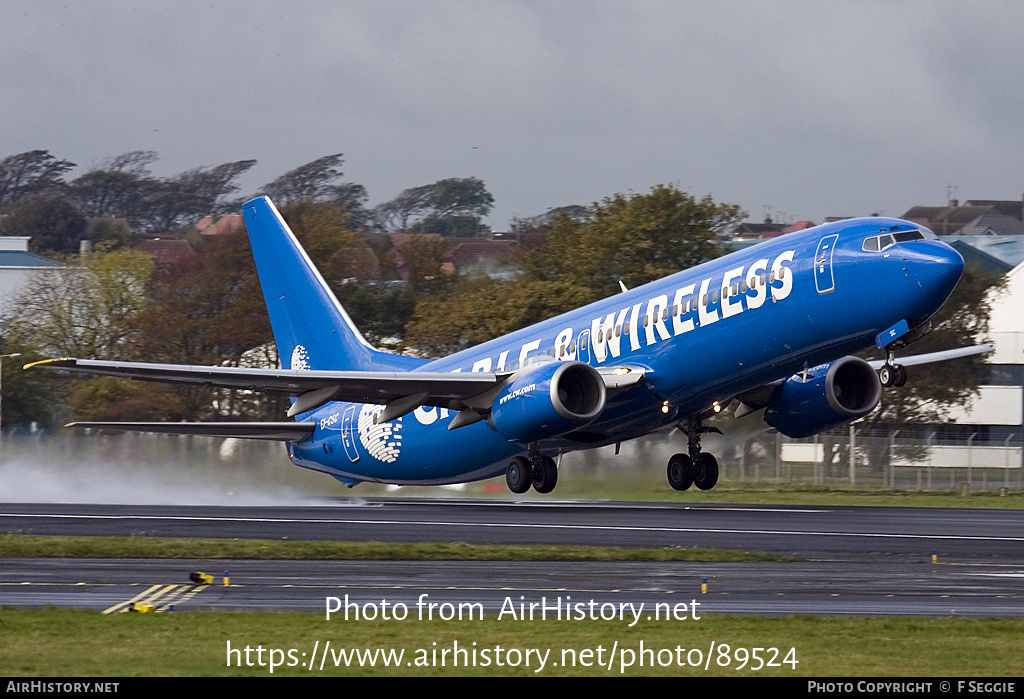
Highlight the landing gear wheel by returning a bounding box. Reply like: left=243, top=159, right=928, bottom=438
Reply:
left=693, top=452, right=719, bottom=491
left=532, top=455, right=558, bottom=494
left=880, top=363, right=907, bottom=388
left=879, top=364, right=895, bottom=387
left=667, top=453, right=694, bottom=491
left=893, top=364, right=907, bottom=388
left=506, top=456, right=532, bottom=494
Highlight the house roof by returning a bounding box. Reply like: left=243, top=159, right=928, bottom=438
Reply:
left=444, top=240, right=524, bottom=271
left=900, top=205, right=999, bottom=235
left=197, top=214, right=244, bottom=236
left=780, top=220, right=816, bottom=234
left=133, top=238, right=194, bottom=266
left=956, top=213, right=1024, bottom=237
left=0, top=250, right=60, bottom=268
left=962, top=199, right=1023, bottom=220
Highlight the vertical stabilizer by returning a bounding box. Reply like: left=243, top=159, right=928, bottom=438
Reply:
left=242, top=196, right=395, bottom=371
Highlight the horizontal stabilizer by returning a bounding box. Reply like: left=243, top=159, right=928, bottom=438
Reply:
left=65, top=421, right=316, bottom=441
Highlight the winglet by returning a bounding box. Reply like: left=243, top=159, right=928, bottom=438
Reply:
left=23, top=358, right=74, bottom=371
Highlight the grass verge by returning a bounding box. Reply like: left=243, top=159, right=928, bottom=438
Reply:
left=0, top=533, right=789, bottom=562
left=1, top=608, right=1021, bottom=676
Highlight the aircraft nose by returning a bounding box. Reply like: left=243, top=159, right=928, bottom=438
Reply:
left=908, top=241, right=964, bottom=306
left=922, top=242, right=964, bottom=289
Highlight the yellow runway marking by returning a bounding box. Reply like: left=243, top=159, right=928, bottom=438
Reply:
left=102, top=583, right=210, bottom=615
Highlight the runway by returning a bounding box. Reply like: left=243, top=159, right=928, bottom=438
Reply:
left=3, top=498, right=1023, bottom=557
left=2, top=499, right=1024, bottom=616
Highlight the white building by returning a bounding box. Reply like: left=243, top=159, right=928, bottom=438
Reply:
left=0, top=236, right=61, bottom=318
left=944, top=258, right=1024, bottom=437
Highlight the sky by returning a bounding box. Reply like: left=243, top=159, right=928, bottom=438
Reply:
left=2, top=1, right=1023, bottom=230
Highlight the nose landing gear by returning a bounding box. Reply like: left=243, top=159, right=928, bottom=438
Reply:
left=878, top=362, right=907, bottom=388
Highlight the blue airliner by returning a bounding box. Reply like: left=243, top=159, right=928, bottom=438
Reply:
left=29, top=197, right=986, bottom=494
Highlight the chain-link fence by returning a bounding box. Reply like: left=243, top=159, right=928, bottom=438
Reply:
left=715, top=428, right=1022, bottom=490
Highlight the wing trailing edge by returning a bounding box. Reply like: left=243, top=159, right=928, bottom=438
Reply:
left=64, top=421, right=316, bottom=441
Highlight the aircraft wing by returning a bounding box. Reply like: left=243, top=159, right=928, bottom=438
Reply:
left=26, top=357, right=508, bottom=416
left=865, top=343, right=993, bottom=369
left=64, top=421, right=316, bottom=441
left=731, top=344, right=994, bottom=416
left=27, top=357, right=650, bottom=421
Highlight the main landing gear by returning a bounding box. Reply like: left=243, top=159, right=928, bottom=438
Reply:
left=667, top=414, right=719, bottom=491
left=506, top=444, right=558, bottom=494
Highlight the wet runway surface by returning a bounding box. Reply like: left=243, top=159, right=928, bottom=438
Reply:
left=3, top=499, right=1023, bottom=616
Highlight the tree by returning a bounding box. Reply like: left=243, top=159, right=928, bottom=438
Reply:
left=134, top=231, right=276, bottom=420
left=67, top=150, right=158, bottom=220
left=0, top=341, right=56, bottom=429
left=425, top=177, right=493, bottom=219
left=259, top=154, right=346, bottom=206
left=409, top=177, right=494, bottom=237
left=372, top=177, right=494, bottom=236
left=405, top=278, right=594, bottom=356
left=402, top=184, right=743, bottom=355
left=278, top=201, right=378, bottom=283
left=0, top=192, right=88, bottom=255
left=140, top=159, right=258, bottom=232
left=0, top=150, right=75, bottom=207
left=3, top=247, right=154, bottom=359
left=370, top=184, right=434, bottom=232
left=526, top=184, right=744, bottom=297
left=397, top=234, right=453, bottom=296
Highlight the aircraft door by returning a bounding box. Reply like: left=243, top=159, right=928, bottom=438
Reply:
left=814, top=234, right=839, bottom=294
left=577, top=329, right=592, bottom=364
left=340, top=405, right=360, bottom=462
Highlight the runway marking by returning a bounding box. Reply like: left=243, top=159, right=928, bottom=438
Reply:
left=102, top=582, right=209, bottom=614
left=3, top=512, right=1024, bottom=544
left=103, top=584, right=163, bottom=614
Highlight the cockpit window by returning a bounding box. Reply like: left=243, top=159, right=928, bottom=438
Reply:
left=893, top=230, right=925, bottom=243
left=862, top=229, right=925, bottom=252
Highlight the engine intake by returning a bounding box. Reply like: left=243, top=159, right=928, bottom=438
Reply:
left=489, top=361, right=606, bottom=443
left=764, top=356, right=882, bottom=439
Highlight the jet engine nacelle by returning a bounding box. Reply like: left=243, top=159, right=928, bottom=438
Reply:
left=763, top=356, right=882, bottom=439
left=489, top=361, right=607, bottom=443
